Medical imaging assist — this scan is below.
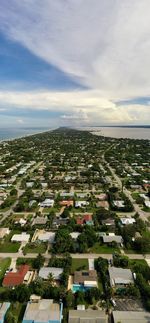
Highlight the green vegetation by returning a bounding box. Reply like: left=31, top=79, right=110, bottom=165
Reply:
left=71, top=259, right=88, bottom=273
left=0, top=242, right=20, bottom=253
left=4, top=302, right=26, bottom=323
left=0, top=258, right=11, bottom=281
left=89, top=242, right=120, bottom=254
left=23, top=242, right=47, bottom=254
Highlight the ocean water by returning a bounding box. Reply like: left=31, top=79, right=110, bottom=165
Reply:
left=0, top=127, right=52, bottom=141
left=82, top=127, right=150, bottom=140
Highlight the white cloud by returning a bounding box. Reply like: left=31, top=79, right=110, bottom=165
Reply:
left=1, top=1, right=150, bottom=99
left=0, top=89, right=149, bottom=125
left=17, top=118, right=24, bottom=124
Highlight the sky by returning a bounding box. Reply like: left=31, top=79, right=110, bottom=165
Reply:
left=0, top=0, right=150, bottom=128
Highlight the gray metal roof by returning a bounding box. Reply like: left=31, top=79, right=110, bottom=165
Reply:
left=23, top=299, right=60, bottom=322
left=69, top=310, right=108, bottom=323
left=113, top=311, right=150, bottom=323
left=109, top=266, right=134, bottom=287
left=103, top=235, right=122, bottom=243
left=39, top=267, right=63, bottom=280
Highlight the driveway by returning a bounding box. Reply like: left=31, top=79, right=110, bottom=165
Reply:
left=88, top=258, right=95, bottom=270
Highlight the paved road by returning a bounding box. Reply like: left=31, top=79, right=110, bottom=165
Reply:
left=0, top=252, right=149, bottom=260
left=0, top=161, right=43, bottom=224
left=108, top=163, right=150, bottom=222
left=102, top=146, right=150, bottom=222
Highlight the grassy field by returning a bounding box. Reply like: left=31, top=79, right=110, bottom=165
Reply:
left=23, top=242, right=47, bottom=254
left=0, top=258, right=11, bottom=281
left=0, top=242, right=20, bottom=253
left=88, top=242, right=120, bottom=254
left=71, top=258, right=88, bottom=273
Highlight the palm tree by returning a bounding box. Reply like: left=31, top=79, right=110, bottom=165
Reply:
left=48, top=272, right=55, bottom=286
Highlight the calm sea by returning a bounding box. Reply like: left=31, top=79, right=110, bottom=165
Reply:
left=81, top=127, right=150, bottom=140
left=0, top=127, right=150, bottom=141
left=0, top=127, right=52, bottom=141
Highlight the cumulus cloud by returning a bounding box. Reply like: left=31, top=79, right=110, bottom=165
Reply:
left=1, top=0, right=150, bottom=99
left=0, top=89, right=149, bottom=125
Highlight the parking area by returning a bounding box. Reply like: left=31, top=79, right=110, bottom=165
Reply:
left=114, top=298, right=144, bottom=312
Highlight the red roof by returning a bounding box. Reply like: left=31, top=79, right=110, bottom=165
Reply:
left=76, top=214, right=92, bottom=225
left=3, top=265, right=29, bottom=287
left=59, top=200, right=74, bottom=206
left=84, top=214, right=92, bottom=221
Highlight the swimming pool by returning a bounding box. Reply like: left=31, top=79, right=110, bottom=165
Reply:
left=72, top=284, right=89, bottom=293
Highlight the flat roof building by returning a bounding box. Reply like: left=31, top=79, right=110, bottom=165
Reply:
left=11, top=232, right=30, bottom=242
left=109, top=266, right=134, bottom=289
left=113, top=311, right=150, bottom=323
left=74, top=270, right=98, bottom=287
left=69, top=309, right=108, bottom=323
left=22, top=299, right=63, bottom=323
left=39, top=267, right=63, bottom=281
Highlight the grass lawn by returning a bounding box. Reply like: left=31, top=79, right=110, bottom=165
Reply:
left=129, top=259, right=148, bottom=268
left=124, top=248, right=140, bottom=254
left=16, top=257, right=34, bottom=268
left=0, top=242, right=20, bottom=252
left=71, top=259, right=88, bottom=273
left=0, top=258, right=11, bottom=281
left=89, top=242, right=120, bottom=254
left=23, top=242, right=47, bottom=254
left=131, top=192, right=139, bottom=200
left=4, top=302, right=26, bottom=323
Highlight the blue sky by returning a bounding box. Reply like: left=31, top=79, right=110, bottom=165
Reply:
left=0, top=0, right=150, bottom=127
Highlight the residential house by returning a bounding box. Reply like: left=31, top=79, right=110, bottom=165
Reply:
left=39, top=199, right=54, bottom=208
left=101, top=218, right=115, bottom=227
left=0, top=228, right=10, bottom=240
left=74, top=270, right=98, bottom=288
left=60, top=192, right=74, bottom=198
left=120, top=217, right=136, bottom=225
left=37, top=231, right=55, bottom=243
left=39, top=267, right=63, bottom=281
left=22, top=299, right=63, bottom=323
left=112, top=311, right=150, bottom=323
left=103, top=234, right=123, bottom=246
left=96, top=201, right=109, bottom=209
left=70, top=232, right=80, bottom=240
left=69, top=309, right=108, bottom=323
left=75, top=201, right=89, bottom=208
left=32, top=216, right=48, bottom=226
left=59, top=200, right=74, bottom=207
left=3, top=265, right=30, bottom=287
left=11, top=232, right=30, bottom=243
left=95, top=193, right=107, bottom=200
left=76, top=214, right=93, bottom=226
left=109, top=266, right=134, bottom=290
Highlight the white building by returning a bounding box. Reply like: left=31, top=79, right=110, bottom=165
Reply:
left=11, top=232, right=30, bottom=243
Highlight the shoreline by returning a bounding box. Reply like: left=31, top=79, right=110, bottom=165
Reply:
left=0, top=128, right=54, bottom=143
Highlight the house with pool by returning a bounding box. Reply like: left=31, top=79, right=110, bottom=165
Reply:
left=72, top=270, right=98, bottom=293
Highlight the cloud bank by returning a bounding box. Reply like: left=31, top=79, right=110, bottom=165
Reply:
left=0, top=0, right=150, bottom=125
left=0, top=90, right=149, bottom=126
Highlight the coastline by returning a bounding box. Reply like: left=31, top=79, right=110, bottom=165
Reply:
left=0, top=128, right=54, bottom=143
